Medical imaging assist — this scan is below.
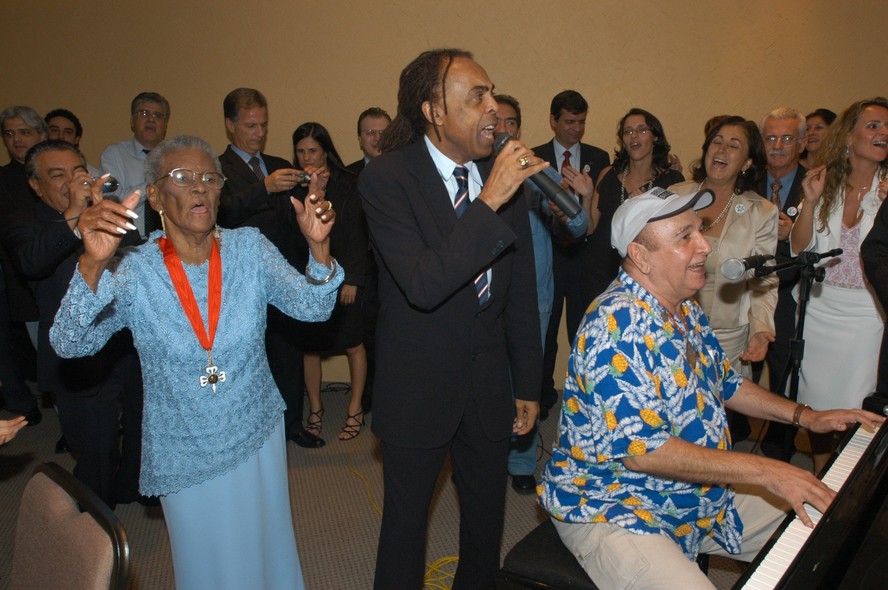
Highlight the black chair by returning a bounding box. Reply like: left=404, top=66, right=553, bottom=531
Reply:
left=497, top=519, right=599, bottom=589
left=10, top=462, right=130, bottom=590
left=497, top=518, right=709, bottom=589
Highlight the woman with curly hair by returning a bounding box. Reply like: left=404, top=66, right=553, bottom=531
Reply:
left=793, top=97, right=888, bottom=471
left=585, top=108, right=685, bottom=300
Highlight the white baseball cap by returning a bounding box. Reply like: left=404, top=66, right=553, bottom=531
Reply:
left=611, top=187, right=714, bottom=257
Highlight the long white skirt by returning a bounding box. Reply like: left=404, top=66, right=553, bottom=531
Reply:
left=159, top=418, right=305, bottom=590
left=798, top=282, right=884, bottom=410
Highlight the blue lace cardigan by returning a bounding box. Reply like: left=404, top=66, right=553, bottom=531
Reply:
left=50, top=227, right=343, bottom=495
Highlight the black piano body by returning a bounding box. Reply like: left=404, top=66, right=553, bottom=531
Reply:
left=733, top=422, right=888, bottom=589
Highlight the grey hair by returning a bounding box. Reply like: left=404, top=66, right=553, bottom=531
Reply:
left=131, top=92, right=170, bottom=120
left=144, top=135, right=222, bottom=183
left=24, top=140, right=86, bottom=179
left=0, top=106, right=48, bottom=136
left=760, top=107, right=807, bottom=139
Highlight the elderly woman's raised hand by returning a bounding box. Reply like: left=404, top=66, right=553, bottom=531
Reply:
left=76, top=187, right=141, bottom=291
left=290, top=172, right=335, bottom=263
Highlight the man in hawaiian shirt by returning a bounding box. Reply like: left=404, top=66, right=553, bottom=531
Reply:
left=539, top=186, right=884, bottom=589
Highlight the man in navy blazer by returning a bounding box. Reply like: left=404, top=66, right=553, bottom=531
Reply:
left=532, top=90, right=609, bottom=418
left=217, top=88, right=322, bottom=449
left=359, top=49, right=543, bottom=589
left=757, top=107, right=807, bottom=460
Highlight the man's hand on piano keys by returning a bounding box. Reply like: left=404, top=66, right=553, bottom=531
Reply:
left=798, top=407, right=885, bottom=434
left=757, top=459, right=835, bottom=528
left=763, top=409, right=884, bottom=529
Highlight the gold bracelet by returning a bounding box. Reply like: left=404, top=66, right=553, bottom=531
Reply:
left=791, top=403, right=810, bottom=428
left=304, top=258, right=338, bottom=285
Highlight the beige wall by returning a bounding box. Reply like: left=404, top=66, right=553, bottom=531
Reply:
left=4, top=1, right=886, bottom=381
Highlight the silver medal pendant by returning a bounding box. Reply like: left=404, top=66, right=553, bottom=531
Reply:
left=199, top=365, right=227, bottom=393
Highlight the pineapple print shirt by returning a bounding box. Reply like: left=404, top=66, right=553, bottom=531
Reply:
left=539, top=270, right=745, bottom=560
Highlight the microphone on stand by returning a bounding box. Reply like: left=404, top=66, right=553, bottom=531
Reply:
left=493, top=132, right=582, bottom=219
left=797, top=248, right=843, bottom=264
left=720, top=254, right=775, bottom=280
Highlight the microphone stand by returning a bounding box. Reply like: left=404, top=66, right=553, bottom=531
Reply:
left=752, top=248, right=842, bottom=459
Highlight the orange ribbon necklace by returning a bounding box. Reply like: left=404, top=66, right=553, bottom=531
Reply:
left=158, top=235, right=226, bottom=392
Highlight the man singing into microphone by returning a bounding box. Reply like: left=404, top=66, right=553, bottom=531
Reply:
left=359, top=49, right=544, bottom=589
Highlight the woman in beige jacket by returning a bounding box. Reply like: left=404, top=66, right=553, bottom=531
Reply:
left=672, top=116, right=778, bottom=379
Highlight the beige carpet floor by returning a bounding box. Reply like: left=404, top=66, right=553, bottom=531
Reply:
left=1, top=383, right=810, bottom=589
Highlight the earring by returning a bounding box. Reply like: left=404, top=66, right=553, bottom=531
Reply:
left=159, top=210, right=167, bottom=235
left=845, top=145, right=850, bottom=159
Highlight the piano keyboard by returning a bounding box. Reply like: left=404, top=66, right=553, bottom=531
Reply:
left=738, top=424, right=881, bottom=589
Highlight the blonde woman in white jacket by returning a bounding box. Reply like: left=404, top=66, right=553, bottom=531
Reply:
left=793, top=97, right=888, bottom=472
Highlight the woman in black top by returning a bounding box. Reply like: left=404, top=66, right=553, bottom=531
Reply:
left=587, top=108, right=685, bottom=299
left=293, top=122, right=368, bottom=440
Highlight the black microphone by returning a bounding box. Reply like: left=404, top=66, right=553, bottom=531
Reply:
left=493, top=133, right=582, bottom=219
left=720, top=254, right=775, bottom=280
left=797, top=248, right=843, bottom=264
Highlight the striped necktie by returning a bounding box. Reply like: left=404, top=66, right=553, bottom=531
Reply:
left=249, top=156, right=265, bottom=181
left=453, top=166, right=490, bottom=304
left=770, top=178, right=782, bottom=208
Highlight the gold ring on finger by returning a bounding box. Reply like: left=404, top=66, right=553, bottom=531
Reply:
left=519, top=155, right=529, bottom=168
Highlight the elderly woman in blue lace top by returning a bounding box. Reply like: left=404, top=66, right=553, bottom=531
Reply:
left=50, top=135, right=342, bottom=590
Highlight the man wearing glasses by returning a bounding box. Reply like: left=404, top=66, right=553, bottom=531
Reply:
left=756, top=107, right=807, bottom=461
left=347, top=107, right=391, bottom=175
left=100, top=91, right=170, bottom=236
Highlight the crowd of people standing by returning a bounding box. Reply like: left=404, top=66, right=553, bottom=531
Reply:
left=1, top=47, right=887, bottom=589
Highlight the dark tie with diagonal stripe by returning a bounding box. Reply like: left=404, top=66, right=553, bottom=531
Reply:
left=453, top=166, right=490, bottom=304
left=770, top=178, right=782, bottom=208
left=249, top=156, right=265, bottom=181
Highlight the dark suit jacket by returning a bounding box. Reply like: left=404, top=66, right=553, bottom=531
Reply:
left=533, top=139, right=609, bottom=250
left=346, top=158, right=366, bottom=176
left=218, top=146, right=307, bottom=267
left=359, top=139, right=542, bottom=448
left=531, top=140, right=610, bottom=191
left=761, top=164, right=806, bottom=287
left=1, top=200, right=140, bottom=395
left=861, top=195, right=888, bottom=393
left=293, top=168, right=366, bottom=286
left=0, top=160, right=40, bottom=321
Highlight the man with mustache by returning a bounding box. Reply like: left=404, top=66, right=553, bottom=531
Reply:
left=758, top=107, right=807, bottom=461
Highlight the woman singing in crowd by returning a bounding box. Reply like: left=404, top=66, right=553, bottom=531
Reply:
left=584, top=108, right=684, bottom=299
left=672, top=117, right=777, bottom=440
left=793, top=98, right=888, bottom=472
left=50, top=135, right=342, bottom=589
left=673, top=116, right=777, bottom=377
left=800, top=108, right=837, bottom=170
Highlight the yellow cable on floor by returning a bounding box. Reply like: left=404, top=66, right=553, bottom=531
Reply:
left=424, top=555, right=458, bottom=589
